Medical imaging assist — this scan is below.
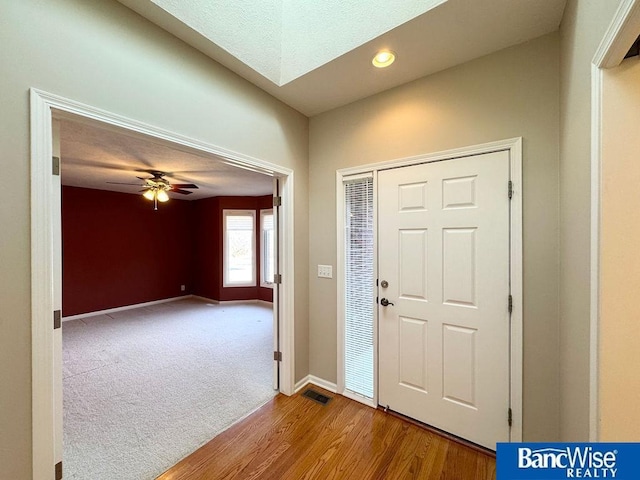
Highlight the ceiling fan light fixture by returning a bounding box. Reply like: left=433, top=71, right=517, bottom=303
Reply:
left=143, top=189, right=156, bottom=201
left=107, top=170, right=198, bottom=209
left=156, top=189, right=169, bottom=202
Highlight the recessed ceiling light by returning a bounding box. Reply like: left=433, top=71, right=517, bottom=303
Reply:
left=372, top=50, right=396, bottom=68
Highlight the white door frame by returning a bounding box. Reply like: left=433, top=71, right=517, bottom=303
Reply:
left=590, top=0, right=640, bottom=442
left=337, top=137, right=523, bottom=441
left=30, top=88, right=296, bottom=479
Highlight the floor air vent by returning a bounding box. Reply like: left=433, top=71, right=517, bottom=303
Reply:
left=302, top=388, right=332, bottom=406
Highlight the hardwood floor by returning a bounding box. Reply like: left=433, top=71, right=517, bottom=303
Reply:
left=157, top=387, right=496, bottom=480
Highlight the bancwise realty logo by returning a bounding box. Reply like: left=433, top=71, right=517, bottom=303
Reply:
left=497, top=443, right=640, bottom=479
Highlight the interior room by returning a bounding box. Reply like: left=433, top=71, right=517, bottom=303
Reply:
left=59, top=118, right=277, bottom=478
left=2, top=0, right=640, bottom=479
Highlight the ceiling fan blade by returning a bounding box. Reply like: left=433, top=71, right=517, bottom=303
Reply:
left=172, top=189, right=193, bottom=195
left=171, top=183, right=199, bottom=189
left=106, top=182, right=144, bottom=186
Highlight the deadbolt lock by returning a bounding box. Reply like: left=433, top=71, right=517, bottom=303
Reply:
left=380, top=280, right=389, bottom=288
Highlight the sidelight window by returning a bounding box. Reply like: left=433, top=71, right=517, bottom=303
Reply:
left=343, top=175, right=375, bottom=399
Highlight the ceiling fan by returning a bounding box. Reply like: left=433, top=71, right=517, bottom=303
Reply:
left=107, top=170, right=199, bottom=210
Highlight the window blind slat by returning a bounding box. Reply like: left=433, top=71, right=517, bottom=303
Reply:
left=344, top=177, right=374, bottom=399
left=227, top=216, right=254, bottom=230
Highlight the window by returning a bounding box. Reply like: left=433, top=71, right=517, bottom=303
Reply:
left=343, top=175, right=374, bottom=399
left=260, top=209, right=275, bottom=287
left=223, top=210, right=256, bottom=287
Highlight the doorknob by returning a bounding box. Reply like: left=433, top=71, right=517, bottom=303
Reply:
left=380, top=298, right=395, bottom=307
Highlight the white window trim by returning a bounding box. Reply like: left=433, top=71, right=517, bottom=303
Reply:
left=223, top=211, right=256, bottom=288
left=260, top=208, right=275, bottom=288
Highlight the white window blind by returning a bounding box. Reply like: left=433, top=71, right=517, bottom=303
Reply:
left=344, top=176, right=374, bottom=399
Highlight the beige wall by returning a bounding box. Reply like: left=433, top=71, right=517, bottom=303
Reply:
left=558, top=0, right=622, bottom=441
left=600, top=56, right=640, bottom=440
left=0, top=0, right=308, bottom=477
left=309, top=33, right=561, bottom=441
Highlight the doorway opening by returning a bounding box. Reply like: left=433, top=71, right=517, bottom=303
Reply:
left=59, top=115, right=282, bottom=478
left=30, top=89, right=295, bottom=478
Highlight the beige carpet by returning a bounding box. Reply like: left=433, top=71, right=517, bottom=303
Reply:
left=63, top=298, right=275, bottom=480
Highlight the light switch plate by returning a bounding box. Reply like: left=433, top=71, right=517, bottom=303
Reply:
left=318, top=265, right=333, bottom=278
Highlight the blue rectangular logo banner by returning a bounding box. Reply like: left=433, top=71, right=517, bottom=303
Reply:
left=497, top=443, right=640, bottom=479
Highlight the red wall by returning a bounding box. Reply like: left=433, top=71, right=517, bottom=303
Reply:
left=62, top=186, right=194, bottom=316
left=62, top=187, right=272, bottom=316
left=192, top=196, right=274, bottom=302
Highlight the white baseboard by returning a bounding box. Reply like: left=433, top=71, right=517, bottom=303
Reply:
left=191, top=295, right=220, bottom=304
left=217, top=299, right=259, bottom=305
left=62, top=295, right=190, bottom=321
left=294, top=375, right=338, bottom=394
left=294, top=376, right=309, bottom=393
left=191, top=295, right=272, bottom=306
left=64, top=295, right=274, bottom=321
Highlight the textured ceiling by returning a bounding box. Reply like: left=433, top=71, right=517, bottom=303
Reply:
left=278, top=0, right=446, bottom=84
left=117, top=0, right=567, bottom=116
left=147, top=0, right=284, bottom=83
left=59, top=119, right=274, bottom=200
left=132, top=0, right=445, bottom=85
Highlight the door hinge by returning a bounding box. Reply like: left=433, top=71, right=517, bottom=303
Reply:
left=508, top=295, right=513, bottom=314
left=508, top=180, right=513, bottom=200
left=55, top=461, right=63, bottom=480
left=54, top=310, right=61, bottom=329
left=273, top=273, right=282, bottom=284
left=508, top=408, right=513, bottom=427
left=52, top=156, right=60, bottom=176
left=274, top=351, right=282, bottom=362
left=273, top=196, right=282, bottom=207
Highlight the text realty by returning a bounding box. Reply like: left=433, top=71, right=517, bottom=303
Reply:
left=518, top=447, right=617, bottom=478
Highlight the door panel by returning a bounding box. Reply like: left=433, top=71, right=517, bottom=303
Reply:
left=398, top=316, right=429, bottom=392
left=399, top=229, right=429, bottom=300
left=399, top=182, right=429, bottom=211
left=443, top=227, right=477, bottom=307
left=442, top=324, right=477, bottom=407
left=378, top=150, right=510, bottom=449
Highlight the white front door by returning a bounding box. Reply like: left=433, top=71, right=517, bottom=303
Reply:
left=378, top=150, right=511, bottom=449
